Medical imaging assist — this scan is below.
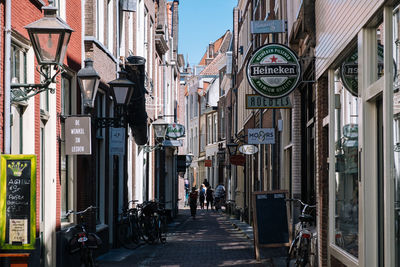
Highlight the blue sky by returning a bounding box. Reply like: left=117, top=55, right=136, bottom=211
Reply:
left=178, top=0, right=237, bottom=66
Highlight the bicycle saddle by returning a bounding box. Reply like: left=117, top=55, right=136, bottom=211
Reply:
left=299, top=214, right=313, bottom=222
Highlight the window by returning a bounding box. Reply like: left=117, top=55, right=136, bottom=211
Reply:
left=60, top=75, right=72, bottom=220
left=334, top=70, right=359, bottom=257
left=10, top=42, right=27, bottom=154
left=107, top=0, right=114, bottom=52
left=213, top=113, right=217, bottom=143
left=97, top=0, right=104, bottom=43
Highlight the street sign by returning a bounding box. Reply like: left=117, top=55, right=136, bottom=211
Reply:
left=246, top=94, right=292, bottom=109
left=239, top=144, right=259, bottom=155
left=65, top=116, right=92, bottom=155
left=246, top=44, right=301, bottom=98
left=205, top=160, right=212, bottom=167
left=230, top=155, right=246, bottom=166
left=248, top=128, right=275, bottom=144
left=251, top=20, right=286, bottom=34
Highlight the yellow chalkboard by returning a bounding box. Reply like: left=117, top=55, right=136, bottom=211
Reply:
left=0, top=155, right=36, bottom=250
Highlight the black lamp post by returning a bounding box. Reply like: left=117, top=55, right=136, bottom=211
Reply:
left=11, top=0, right=73, bottom=102
left=152, top=117, right=169, bottom=140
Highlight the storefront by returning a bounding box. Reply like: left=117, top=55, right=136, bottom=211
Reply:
left=319, top=3, right=400, bottom=266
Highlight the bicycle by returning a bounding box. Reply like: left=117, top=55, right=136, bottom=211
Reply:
left=138, top=199, right=169, bottom=244
left=117, top=200, right=142, bottom=249
left=64, top=206, right=102, bottom=267
left=286, top=199, right=317, bottom=267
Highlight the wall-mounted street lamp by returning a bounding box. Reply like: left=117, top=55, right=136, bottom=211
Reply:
left=185, top=153, right=194, bottom=167
left=11, top=0, right=73, bottom=102
left=226, top=141, right=238, bottom=156
left=143, top=117, right=169, bottom=153
left=152, top=117, right=169, bottom=140
left=77, top=59, right=135, bottom=128
left=217, top=143, right=225, bottom=161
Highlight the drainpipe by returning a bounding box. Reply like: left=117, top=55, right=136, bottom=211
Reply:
left=4, top=0, right=11, bottom=154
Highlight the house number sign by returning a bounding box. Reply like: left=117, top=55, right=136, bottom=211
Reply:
left=246, top=44, right=301, bottom=98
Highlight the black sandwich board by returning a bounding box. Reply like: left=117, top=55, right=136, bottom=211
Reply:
left=252, top=190, right=290, bottom=260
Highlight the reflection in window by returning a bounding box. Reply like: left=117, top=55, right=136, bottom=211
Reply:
left=334, top=70, right=359, bottom=257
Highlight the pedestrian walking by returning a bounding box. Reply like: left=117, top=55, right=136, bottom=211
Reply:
left=206, top=186, right=214, bottom=211
left=189, top=187, right=198, bottom=219
left=199, top=184, right=206, bottom=209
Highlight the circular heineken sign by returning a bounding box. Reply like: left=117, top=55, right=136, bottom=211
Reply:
left=246, top=44, right=301, bottom=98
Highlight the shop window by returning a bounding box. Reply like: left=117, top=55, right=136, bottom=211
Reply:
left=334, top=69, right=359, bottom=257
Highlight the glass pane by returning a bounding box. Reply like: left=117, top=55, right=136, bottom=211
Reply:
left=113, top=86, right=128, bottom=104
left=394, top=8, right=400, bottom=266
left=334, top=69, right=359, bottom=257
left=33, top=32, right=61, bottom=62
left=58, top=32, right=71, bottom=65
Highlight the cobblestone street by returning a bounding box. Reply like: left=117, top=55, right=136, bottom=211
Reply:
left=98, top=208, right=276, bottom=267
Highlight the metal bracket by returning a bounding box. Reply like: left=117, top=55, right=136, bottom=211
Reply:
left=11, top=65, right=62, bottom=102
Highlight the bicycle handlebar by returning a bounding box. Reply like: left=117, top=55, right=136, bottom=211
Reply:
left=65, top=205, right=97, bottom=218
left=285, top=198, right=317, bottom=208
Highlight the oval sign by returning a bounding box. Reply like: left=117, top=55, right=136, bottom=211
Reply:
left=246, top=43, right=301, bottom=98
left=238, top=144, right=259, bottom=155
left=165, top=123, right=185, bottom=139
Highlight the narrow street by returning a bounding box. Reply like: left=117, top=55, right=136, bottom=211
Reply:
left=98, top=209, right=276, bottom=267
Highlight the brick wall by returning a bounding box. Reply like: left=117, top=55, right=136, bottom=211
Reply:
left=315, top=75, right=329, bottom=266
left=292, top=88, right=302, bottom=198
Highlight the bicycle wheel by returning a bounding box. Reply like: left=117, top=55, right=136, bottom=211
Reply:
left=130, top=217, right=141, bottom=244
left=117, top=220, right=137, bottom=249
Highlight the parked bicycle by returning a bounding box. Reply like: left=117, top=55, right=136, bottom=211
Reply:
left=117, top=200, right=142, bottom=249
left=64, top=205, right=102, bottom=267
left=139, top=199, right=168, bottom=244
left=286, top=199, right=317, bottom=267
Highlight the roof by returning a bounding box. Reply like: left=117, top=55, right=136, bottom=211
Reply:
left=199, top=53, right=225, bottom=76
left=198, top=30, right=232, bottom=66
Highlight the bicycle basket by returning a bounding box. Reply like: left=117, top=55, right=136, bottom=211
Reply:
left=86, top=233, right=102, bottom=249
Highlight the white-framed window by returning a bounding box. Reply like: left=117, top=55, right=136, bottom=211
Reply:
left=107, top=0, right=114, bottom=53
left=97, top=0, right=105, bottom=43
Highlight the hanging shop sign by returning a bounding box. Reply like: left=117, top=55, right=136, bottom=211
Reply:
left=248, top=128, right=275, bottom=145
left=246, top=44, right=301, bottom=98
left=205, top=160, right=212, bottom=167
left=343, top=124, right=358, bottom=139
left=0, top=155, right=36, bottom=250
left=162, top=140, right=183, bottom=147
left=165, top=123, right=185, bottom=139
left=246, top=94, right=292, bottom=109
left=340, top=44, right=397, bottom=96
left=230, top=155, right=246, bottom=166
left=65, top=116, right=92, bottom=155
left=239, top=144, right=259, bottom=155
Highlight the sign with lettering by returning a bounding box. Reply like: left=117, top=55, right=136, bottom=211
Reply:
left=238, top=144, right=259, bottom=155
left=110, top=128, right=125, bottom=154
left=251, top=20, right=286, bottom=34
left=246, top=94, right=292, bottom=109
left=0, top=155, right=36, bottom=250
left=248, top=128, right=275, bottom=144
left=165, top=123, right=185, bottom=139
left=205, top=160, right=212, bottom=167
left=65, top=116, right=92, bottom=155
left=246, top=44, right=301, bottom=98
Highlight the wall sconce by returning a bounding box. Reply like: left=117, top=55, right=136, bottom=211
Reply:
left=152, top=117, right=169, bottom=140
left=11, top=0, right=73, bottom=102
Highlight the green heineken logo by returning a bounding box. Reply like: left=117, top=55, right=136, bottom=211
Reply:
left=246, top=44, right=301, bottom=98
left=340, top=45, right=384, bottom=96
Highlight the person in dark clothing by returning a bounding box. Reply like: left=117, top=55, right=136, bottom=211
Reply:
left=206, top=186, right=214, bottom=211
left=203, top=179, right=210, bottom=188
left=199, top=184, right=205, bottom=209
left=189, top=187, right=198, bottom=219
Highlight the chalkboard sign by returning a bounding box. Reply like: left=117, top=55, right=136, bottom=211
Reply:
left=0, top=155, right=36, bottom=250
left=252, top=190, right=290, bottom=260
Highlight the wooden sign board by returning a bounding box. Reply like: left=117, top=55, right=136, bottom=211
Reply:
left=252, top=190, right=290, bottom=260
left=0, top=155, right=36, bottom=250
